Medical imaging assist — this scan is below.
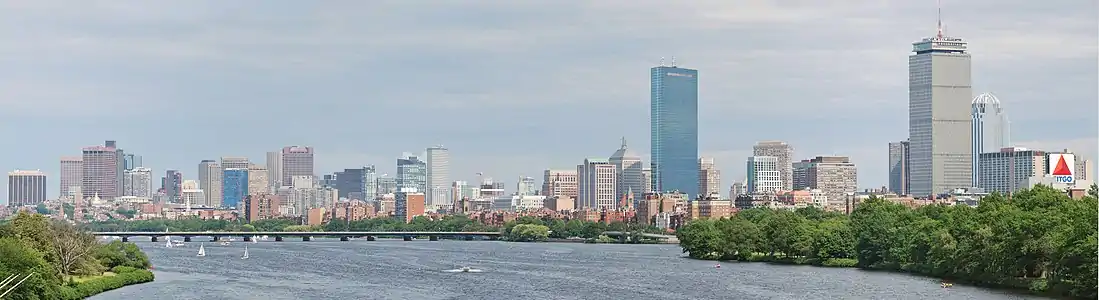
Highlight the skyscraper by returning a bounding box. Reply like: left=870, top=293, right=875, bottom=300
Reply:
left=221, top=157, right=250, bottom=169
left=396, top=154, right=427, bottom=192
left=266, top=151, right=283, bottom=190
left=746, top=156, right=781, bottom=194
left=198, top=160, right=223, bottom=207
left=650, top=62, right=699, bottom=197
left=888, top=141, right=911, bottom=195
left=222, top=168, right=249, bottom=208
left=59, top=157, right=82, bottom=198
left=123, top=154, right=142, bottom=171
left=698, top=157, right=721, bottom=197
left=425, top=146, right=451, bottom=208
left=908, top=13, right=973, bottom=196
left=541, top=170, right=578, bottom=199
left=8, top=170, right=46, bottom=207
left=162, top=170, right=182, bottom=203
left=247, top=164, right=269, bottom=196
left=577, top=158, right=617, bottom=210
left=753, top=141, right=793, bottom=191
left=281, top=146, right=314, bottom=186
left=971, top=93, right=1010, bottom=187
left=362, top=165, right=378, bottom=200
left=123, top=167, right=153, bottom=198
left=516, top=176, right=537, bottom=196
left=82, top=144, right=121, bottom=200
left=804, top=156, right=858, bottom=208
left=609, top=138, right=643, bottom=202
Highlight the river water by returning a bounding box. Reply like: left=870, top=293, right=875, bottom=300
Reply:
left=90, top=238, right=1047, bottom=300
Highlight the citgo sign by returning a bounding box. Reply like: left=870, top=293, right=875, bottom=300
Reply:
left=1048, top=153, right=1075, bottom=184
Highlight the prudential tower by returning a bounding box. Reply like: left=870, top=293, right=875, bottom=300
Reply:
left=907, top=8, right=973, bottom=197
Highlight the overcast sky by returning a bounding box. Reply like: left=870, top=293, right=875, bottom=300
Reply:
left=1, top=0, right=1096, bottom=200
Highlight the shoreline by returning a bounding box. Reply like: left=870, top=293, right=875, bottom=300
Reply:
left=694, top=256, right=1077, bottom=300
left=60, top=267, right=155, bottom=300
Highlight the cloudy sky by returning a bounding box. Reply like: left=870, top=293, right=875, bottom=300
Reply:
left=1, top=0, right=1096, bottom=201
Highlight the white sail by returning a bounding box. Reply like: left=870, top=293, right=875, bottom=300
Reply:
left=197, top=244, right=206, bottom=257
left=242, top=247, right=249, bottom=259
left=165, top=239, right=172, bottom=248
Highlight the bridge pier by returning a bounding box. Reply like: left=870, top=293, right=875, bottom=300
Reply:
left=402, top=236, right=412, bottom=241
left=366, top=236, right=376, bottom=241
left=121, top=237, right=129, bottom=242
left=275, top=236, right=283, bottom=242
left=340, top=236, right=350, bottom=241
left=302, top=236, right=311, bottom=242
left=184, top=236, right=192, bottom=242
left=151, top=236, right=159, bottom=242
left=211, top=237, right=219, bottom=242
left=429, top=235, right=439, bottom=241
left=464, top=236, right=474, bottom=241
left=244, top=236, right=252, bottom=242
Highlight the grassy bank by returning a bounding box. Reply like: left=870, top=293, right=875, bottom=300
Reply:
left=59, top=266, right=155, bottom=300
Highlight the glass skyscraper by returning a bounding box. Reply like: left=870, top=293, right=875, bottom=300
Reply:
left=222, top=168, right=249, bottom=208
left=396, top=154, right=427, bottom=193
left=650, top=64, right=699, bottom=198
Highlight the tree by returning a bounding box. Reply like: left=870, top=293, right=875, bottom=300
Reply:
left=507, top=224, right=549, bottom=242
left=49, top=221, right=99, bottom=276
left=0, top=237, right=62, bottom=300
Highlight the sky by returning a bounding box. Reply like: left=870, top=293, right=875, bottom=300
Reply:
left=0, top=0, right=1096, bottom=201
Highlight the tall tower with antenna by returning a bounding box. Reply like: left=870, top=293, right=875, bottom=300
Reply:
left=650, top=59, right=700, bottom=198
left=907, top=1, right=974, bottom=197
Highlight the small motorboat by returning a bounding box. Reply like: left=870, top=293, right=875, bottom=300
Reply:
left=941, top=282, right=953, bottom=288
left=444, top=267, right=483, bottom=273
left=714, top=264, right=721, bottom=269
left=459, top=266, right=472, bottom=272
left=220, top=241, right=231, bottom=246
left=172, top=240, right=186, bottom=247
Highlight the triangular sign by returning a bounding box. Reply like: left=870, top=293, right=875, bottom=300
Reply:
left=1052, top=156, right=1073, bottom=176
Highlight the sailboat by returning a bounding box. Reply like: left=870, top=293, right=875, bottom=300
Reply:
left=165, top=238, right=173, bottom=248
left=241, top=246, right=249, bottom=259
left=252, top=236, right=259, bottom=244
left=197, top=243, right=206, bottom=257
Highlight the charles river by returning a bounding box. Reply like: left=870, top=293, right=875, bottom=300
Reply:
left=90, top=239, right=1048, bottom=300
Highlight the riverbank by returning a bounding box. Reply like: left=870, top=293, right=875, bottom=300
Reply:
left=59, top=266, right=155, bottom=299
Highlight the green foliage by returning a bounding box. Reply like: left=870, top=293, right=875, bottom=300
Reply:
left=506, top=224, right=550, bottom=242
left=113, top=208, right=136, bottom=219
left=57, top=268, right=154, bottom=300
left=35, top=204, right=51, bottom=215
left=676, top=185, right=1098, bottom=299
left=94, top=241, right=150, bottom=269
left=0, top=237, right=62, bottom=300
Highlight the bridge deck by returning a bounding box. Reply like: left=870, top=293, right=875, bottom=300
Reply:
left=92, top=231, right=501, bottom=236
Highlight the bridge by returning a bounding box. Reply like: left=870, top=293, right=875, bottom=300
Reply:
left=602, top=231, right=679, bottom=243
left=92, top=231, right=502, bottom=242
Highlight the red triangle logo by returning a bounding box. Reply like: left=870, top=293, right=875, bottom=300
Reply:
left=1052, top=156, right=1073, bottom=176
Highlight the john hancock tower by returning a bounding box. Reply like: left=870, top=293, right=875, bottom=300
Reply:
left=650, top=60, right=699, bottom=198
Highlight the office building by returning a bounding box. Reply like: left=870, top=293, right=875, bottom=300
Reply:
left=247, top=164, right=269, bottom=196
left=792, top=160, right=812, bottom=190
left=641, top=167, right=652, bottom=193
left=977, top=147, right=1045, bottom=195
left=396, top=154, right=427, bottom=192
left=244, top=194, right=280, bottom=222
left=377, top=177, right=397, bottom=195
left=60, top=157, right=82, bottom=198
left=516, top=176, right=537, bottom=196
left=425, top=146, right=451, bottom=208
left=728, top=182, right=746, bottom=197
left=266, top=151, right=283, bottom=190
left=220, top=156, right=250, bottom=170
left=609, top=138, right=644, bottom=201
left=180, top=180, right=205, bottom=208
left=650, top=62, right=699, bottom=197
left=162, top=170, right=182, bottom=203
left=804, top=156, right=858, bottom=208
left=753, top=141, right=794, bottom=190
left=577, top=158, right=617, bottom=210
left=971, top=93, right=1010, bottom=187
left=698, top=157, right=721, bottom=198
left=362, top=166, right=378, bottom=200
left=395, top=191, right=426, bottom=223
left=197, top=160, right=222, bottom=207
left=82, top=144, right=121, bottom=200
left=908, top=17, right=973, bottom=196
left=747, top=156, right=782, bottom=194
left=123, top=167, right=153, bottom=198
left=8, top=170, right=46, bottom=207
left=123, top=154, right=142, bottom=171
left=280, top=146, right=314, bottom=187
left=888, top=140, right=911, bottom=195
left=542, top=169, right=578, bottom=199
left=222, top=168, right=249, bottom=208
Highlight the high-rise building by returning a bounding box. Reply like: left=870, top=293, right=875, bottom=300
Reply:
left=123, top=154, right=142, bottom=171
left=908, top=16, right=973, bottom=197
left=753, top=141, right=793, bottom=191
left=244, top=194, right=280, bottom=222
left=335, top=168, right=366, bottom=199
left=122, top=167, right=153, bottom=198
left=247, top=164, right=269, bottom=196
left=396, top=154, right=427, bottom=192
left=516, top=176, right=537, bottom=196
left=362, top=166, right=378, bottom=200
left=425, top=146, right=451, bottom=208
left=221, top=157, right=250, bottom=169
left=650, top=62, right=699, bottom=197
left=222, top=168, right=249, bottom=208
left=395, top=191, right=425, bottom=223
left=577, top=158, right=617, bottom=210
left=105, top=141, right=126, bottom=199
left=266, top=151, right=283, bottom=190
left=82, top=144, right=121, bottom=200
left=977, top=147, right=1045, bottom=195
left=59, top=157, right=82, bottom=198
left=698, top=157, right=721, bottom=198
left=804, top=156, right=858, bottom=208
left=746, top=156, right=782, bottom=194
left=609, top=138, right=644, bottom=201
left=280, top=146, right=314, bottom=187
left=541, top=170, right=578, bottom=199
left=641, top=167, right=652, bottom=193
left=888, top=141, right=911, bottom=195
left=180, top=180, right=205, bottom=207
left=198, top=160, right=223, bottom=207
left=8, top=170, right=46, bottom=207
left=728, top=182, right=746, bottom=197
left=162, top=170, right=182, bottom=203
left=971, top=93, right=1010, bottom=187
left=792, top=160, right=812, bottom=190
left=376, top=177, right=397, bottom=195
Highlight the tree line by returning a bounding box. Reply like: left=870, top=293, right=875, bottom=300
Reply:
left=675, top=185, right=1098, bottom=299
left=0, top=212, right=154, bottom=299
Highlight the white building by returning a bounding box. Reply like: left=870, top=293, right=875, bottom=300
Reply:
left=747, top=156, right=782, bottom=194
left=577, top=158, right=617, bottom=210
left=122, top=167, right=153, bottom=198
left=971, top=93, right=1011, bottom=187
left=698, top=157, right=721, bottom=198
left=977, top=147, right=1044, bottom=195
left=198, top=160, right=223, bottom=208
left=425, top=146, right=451, bottom=208
left=516, top=176, right=537, bottom=196
left=265, top=151, right=283, bottom=191
left=180, top=180, right=206, bottom=208
left=753, top=141, right=793, bottom=190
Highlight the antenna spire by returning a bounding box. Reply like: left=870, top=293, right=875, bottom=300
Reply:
left=671, top=56, right=677, bottom=67
left=936, top=0, right=943, bottom=38
left=659, top=57, right=665, bottom=66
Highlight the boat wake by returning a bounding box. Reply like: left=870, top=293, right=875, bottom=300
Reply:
left=442, top=268, right=484, bottom=273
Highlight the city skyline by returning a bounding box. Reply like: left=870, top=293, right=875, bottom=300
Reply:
left=0, top=2, right=1095, bottom=200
